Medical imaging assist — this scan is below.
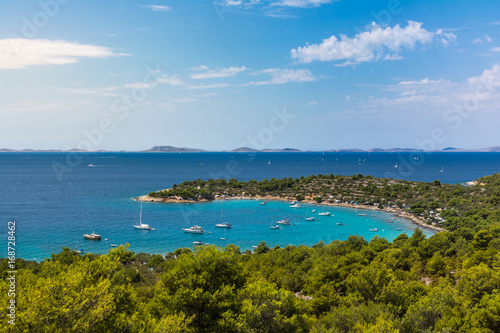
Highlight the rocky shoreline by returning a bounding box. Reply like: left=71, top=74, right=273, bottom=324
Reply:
left=135, top=193, right=444, bottom=232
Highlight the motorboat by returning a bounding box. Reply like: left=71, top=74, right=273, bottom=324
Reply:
left=305, top=217, right=315, bottom=221
left=182, top=225, right=204, bottom=234
left=83, top=232, right=101, bottom=240
left=369, top=228, right=378, bottom=232
left=193, top=241, right=203, bottom=245
left=276, top=219, right=291, bottom=225
left=336, top=222, right=343, bottom=225
left=290, top=203, right=301, bottom=208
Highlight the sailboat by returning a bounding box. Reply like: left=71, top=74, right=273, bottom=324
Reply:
left=318, top=205, right=331, bottom=216
left=215, top=203, right=232, bottom=228
left=394, top=163, right=398, bottom=168
left=305, top=207, right=315, bottom=221
left=439, top=166, right=444, bottom=173
left=133, top=202, right=153, bottom=230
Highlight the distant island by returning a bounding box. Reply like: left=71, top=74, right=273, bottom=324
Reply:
left=1, top=145, right=500, bottom=153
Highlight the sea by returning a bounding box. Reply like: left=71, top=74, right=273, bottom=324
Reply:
left=1, top=151, right=499, bottom=261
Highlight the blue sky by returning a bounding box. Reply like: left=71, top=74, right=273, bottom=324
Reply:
left=1, top=0, right=499, bottom=150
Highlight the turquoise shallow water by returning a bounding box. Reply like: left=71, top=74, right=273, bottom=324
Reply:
left=66, top=199, right=433, bottom=257
left=2, top=151, right=499, bottom=260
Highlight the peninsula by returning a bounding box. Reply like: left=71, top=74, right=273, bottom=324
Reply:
left=137, top=173, right=500, bottom=232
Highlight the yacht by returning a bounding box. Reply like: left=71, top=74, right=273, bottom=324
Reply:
left=305, top=217, right=315, bottom=221
left=290, top=203, right=301, bottom=208
left=182, top=225, right=204, bottom=234
left=215, top=203, right=232, bottom=228
left=193, top=241, right=203, bottom=245
left=336, top=222, right=343, bottom=226
left=318, top=205, right=331, bottom=216
left=276, top=219, right=291, bottom=225
left=369, top=228, right=378, bottom=232
left=83, top=231, right=101, bottom=240
left=133, top=202, right=153, bottom=230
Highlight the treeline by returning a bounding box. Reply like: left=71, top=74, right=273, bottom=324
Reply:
left=149, top=173, right=500, bottom=231
left=1, top=224, right=500, bottom=332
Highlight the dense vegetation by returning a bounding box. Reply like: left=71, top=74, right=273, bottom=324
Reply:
left=150, top=173, right=500, bottom=231
left=2, top=173, right=500, bottom=332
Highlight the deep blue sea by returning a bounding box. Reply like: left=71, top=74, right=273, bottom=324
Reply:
left=1, top=152, right=499, bottom=261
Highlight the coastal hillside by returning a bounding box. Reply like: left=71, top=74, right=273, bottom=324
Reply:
left=1, top=173, right=499, bottom=332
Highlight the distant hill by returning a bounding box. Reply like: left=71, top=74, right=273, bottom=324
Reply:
left=2, top=146, right=500, bottom=153
left=142, top=146, right=206, bottom=153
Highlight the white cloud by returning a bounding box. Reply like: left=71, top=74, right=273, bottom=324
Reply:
left=190, top=65, right=210, bottom=71
left=291, top=21, right=442, bottom=65
left=485, top=35, right=493, bottom=43
left=190, top=66, right=247, bottom=79
left=64, top=86, right=119, bottom=96
left=247, top=68, right=316, bottom=85
left=398, top=78, right=450, bottom=85
left=491, top=47, right=500, bottom=52
left=272, top=0, right=335, bottom=8
left=347, top=64, right=500, bottom=115
left=188, top=83, right=230, bottom=90
left=0, top=38, right=127, bottom=69
left=308, top=100, right=318, bottom=106
left=140, top=5, right=172, bottom=12
left=473, top=38, right=483, bottom=44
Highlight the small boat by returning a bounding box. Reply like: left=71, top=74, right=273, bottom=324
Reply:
left=369, top=228, right=378, bottom=232
left=215, top=223, right=232, bottom=228
left=182, top=225, right=204, bottom=234
left=215, top=203, right=232, bottom=228
left=312, top=209, right=316, bottom=212
left=394, top=163, right=398, bottom=168
left=268, top=161, right=271, bottom=165
left=439, top=166, right=444, bottom=173
left=290, top=203, right=301, bottom=208
left=336, top=222, right=343, bottom=226
left=88, top=164, right=96, bottom=167
left=270, top=225, right=280, bottom=229
left=193, top=241, right=203, bottom=245
left=220, top=237, right=226, bottom=240
left=276, top=219, right=291, bottom=225
left=260, top=201, right=267, bottom=205
left=318, top=205, right=331, bottom=216
left=133, top=202, right=153, bottom=230
left=358, top=213, right=367, bottom=216
left=396, top=228, right=403, bottom=230
left=83, top=231, right=101, bottom=240
left=111, top=244, right=118, bottom=247
left=305, top=207, right=315, bottom=221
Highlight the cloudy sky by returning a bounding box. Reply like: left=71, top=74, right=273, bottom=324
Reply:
left=1, top=0, right=499, bottom=150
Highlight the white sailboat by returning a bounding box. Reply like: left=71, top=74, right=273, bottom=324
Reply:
left=215, top=203, right=232, bottom=228
left=318, top=205, right=331, bottom=216
left=439, top=166, right=444, bottom=173
left=133, top=202, right=153, bottom=230
left=305, top=207, right=315, bottom=221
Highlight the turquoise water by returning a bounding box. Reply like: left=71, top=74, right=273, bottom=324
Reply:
left=65, top=200, right=433, bottom=258
left=2, top=152, right=499, bottom=260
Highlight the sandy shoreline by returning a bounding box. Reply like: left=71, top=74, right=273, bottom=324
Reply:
left=135, top=194, right=444, bottom=232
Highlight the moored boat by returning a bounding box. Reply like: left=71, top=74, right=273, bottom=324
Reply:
left=83, top=231, right=101, bottom=240
left=183, top=225, right=204, bottom=234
